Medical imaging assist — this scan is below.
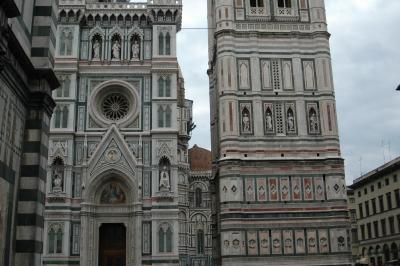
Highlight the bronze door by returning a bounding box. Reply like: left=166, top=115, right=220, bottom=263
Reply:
left=99, top=224, right=126, bottom=266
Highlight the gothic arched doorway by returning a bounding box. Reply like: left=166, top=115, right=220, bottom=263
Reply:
left=99, top=224, right=126, bottom=266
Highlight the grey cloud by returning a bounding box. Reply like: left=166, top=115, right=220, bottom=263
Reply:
left=177, top=0, right=400, bottom=182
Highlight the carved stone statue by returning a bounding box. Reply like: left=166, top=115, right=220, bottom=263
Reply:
left=112, top=40, right=121, bottom=60
left=287, top=111, right=295, bottom=131
left=242, top=111, right=250, bottom=132
left=52, top=171, right=63, bottom=193
left=92, top=39, right=101, bottom=59
left=131, top=40, right=140, bottom=60
left=310, top=112, right=319, bottom=132
left=159, top=166, right=170, bottom=191
left=266, top=111, right=273, bottom=131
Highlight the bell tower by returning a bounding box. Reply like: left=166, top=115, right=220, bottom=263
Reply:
left=208, top=0, right=352, bottom=265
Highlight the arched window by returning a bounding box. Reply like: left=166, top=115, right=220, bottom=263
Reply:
left=63, top=76, right=70, bottom=97
left=54, top=107, right=62, bottom=128
left=165, top=77, right=171, bottom=97
left=48, top=225, right=63, bottom=254
left=56, top=228, right=63, bottom=253
left=62, top=106, right=69, bottom=128
left=195, top=188, right=202, bottom=207
left=165, top=106, right=172, bottom=127
left=391, top=243, right=398, bottom=260
left=158, top=106, right=164, bottom=127
left=384, top=244, right=390, bottom=262
left=278, top=0, right=291, bottom=8
left=165, top=33, right=171, bottom=55
left=159, top=224, right=173, bottom=253
left=48, top=229, right=55, bottom=253
left=159, top=32, right=164, bottom=55
left=158, top=77, right=165, bottom=97
left=197, top=230, right=205, bottom=254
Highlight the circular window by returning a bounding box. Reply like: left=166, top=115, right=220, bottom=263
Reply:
left=101, top=93, right=130, bottom=121
left=89, top=80, right=140, bottom=127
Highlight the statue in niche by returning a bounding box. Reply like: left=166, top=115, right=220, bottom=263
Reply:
left=159, top=157, right=171, bottom=191
left=52, top=157, right=64, bottom=193
left=131, top=39, right=140, bottom=60
left=241, top=108, right=251, bottom=133
left=66, top=31, right=73, bottom=55
left=92, top=39, right=101, bottom=59
left=309, top=109, right=319, bottom=132
left=287, top=109, right=295, bottom=132
left=52, top=172, right=63, bottom=193
left=159, top=165, right=171, bottom=191
left=265, top=108, right=273, bottom=131
left=100, top=182, right=126, bottom=204
left=112, top=39, right=121, bottom=60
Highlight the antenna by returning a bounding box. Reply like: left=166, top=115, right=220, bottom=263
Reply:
left=359, top=156, right=363, bottom=176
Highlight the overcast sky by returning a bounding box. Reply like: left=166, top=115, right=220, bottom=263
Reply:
left=176, top=0, right=400, bottom=184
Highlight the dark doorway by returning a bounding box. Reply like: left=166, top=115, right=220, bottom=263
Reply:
left=99, top=223, right=126, bottom=266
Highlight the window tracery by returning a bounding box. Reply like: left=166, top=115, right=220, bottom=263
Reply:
left=48, top=223, right=64, bottom=254
left=159, top=223, right=173, bottom=253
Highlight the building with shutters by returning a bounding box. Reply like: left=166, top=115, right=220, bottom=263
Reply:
left=349, top=157, right=400, bottom=266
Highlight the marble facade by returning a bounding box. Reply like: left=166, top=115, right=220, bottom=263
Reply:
left=207, top=0, right=352, bottom=265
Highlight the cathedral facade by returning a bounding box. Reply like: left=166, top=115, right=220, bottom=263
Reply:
left=207, top=0, right=352, bottom=265
left=43, top=0, right=211, bottom=265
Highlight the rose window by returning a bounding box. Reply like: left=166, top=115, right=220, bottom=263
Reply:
left=101, top=93, right=130, bottom=121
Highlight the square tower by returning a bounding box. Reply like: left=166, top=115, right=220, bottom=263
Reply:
left=208, top=0, right=352, bottom=265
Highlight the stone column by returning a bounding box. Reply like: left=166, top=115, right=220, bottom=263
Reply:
left=14, top=92, right=55, bottom=266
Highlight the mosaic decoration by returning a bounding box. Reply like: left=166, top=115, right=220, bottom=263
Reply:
left=247, top=231, right=258, bottom=255
left=269, top=178, right=279, bottom=201
left=280, top=177, right=290, bottom=201
left=303, top=177, right=314, bottom=200
left=283, top=230, right=294, bottom=254
left=256, top=178, right=267, bottom=201
left=295, top=230, right=305, bottom=254
left=319, top=229, right=329, bottom=253
left=307, top=230, right=318, bottom=254
left=245, top=178, right=255, bottom=202
left=314, top=177, right=325, bottom=200
left=271, top=230, right=282, bottom=254
left=259, top=231, right=270, bottom=255
left=100, top=182, right=126, bottom=204
left=291, top=177, right=302, bottom=201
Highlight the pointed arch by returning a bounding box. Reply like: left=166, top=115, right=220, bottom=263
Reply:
left=62, top=106, right=69, bottom=128
left=158, top=105, right=164, bottom=127
left=165, top=105, right=172, bottom=127
left=159, top=32, right=164, bottom=55
left=165, top=76, right=171, bottom=97
left=158, top=76, right=165, bottom=97
left=54, top=107, right=62, bottom=128
left=165, top=32, right=171, bottom=55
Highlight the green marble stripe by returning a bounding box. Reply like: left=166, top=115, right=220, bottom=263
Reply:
left=33, top=6, right=52, bottom=16
left=20, top=165, right=47, bottom=181
left=18, top=189, right=45, bottom=204
left=15, top=240, right=43, bottom=253
left=17, top=213, right=44, bottom=227
left=32, top=26, right=51, bottom=37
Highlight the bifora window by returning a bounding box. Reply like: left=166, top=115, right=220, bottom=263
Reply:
left=101, top=93, right=130, bottom=121
left=278, top=0, right=292, bottom=8
left=250, top=0, right=264, bottom=7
